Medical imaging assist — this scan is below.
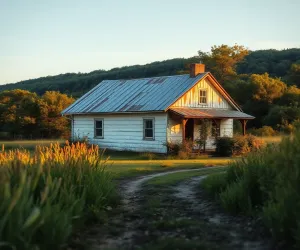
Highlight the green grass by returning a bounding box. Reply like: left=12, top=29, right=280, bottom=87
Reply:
left=0, top=142, right=118, bottom=250
left=200, top=132, right=300, bottom=248
left=146, top=168, right=225, bottom=186
left=107, top=160, right=230, bottom=178
left=0, top=139, right=64, bottom=150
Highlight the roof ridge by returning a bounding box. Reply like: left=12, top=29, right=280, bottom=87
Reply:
left=103, top=73, right=199, bottom=82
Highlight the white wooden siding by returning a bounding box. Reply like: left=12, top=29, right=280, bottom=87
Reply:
left=167, top=115, right=183, bottom=143
left=73, top=113, right=167, bottom=153
left=220, top=119, right=233, bottom=137
left=171, top=78, right=232, bottom=109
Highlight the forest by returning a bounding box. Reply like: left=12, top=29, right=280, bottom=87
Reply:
left=0, top=45, right=300, bottom=139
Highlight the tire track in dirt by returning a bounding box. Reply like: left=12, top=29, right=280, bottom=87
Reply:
left=87, top=167, right=271, bottom=250
left=174, top=175, right=271, bottom=250
left=90, top=168, right=219, bottom=250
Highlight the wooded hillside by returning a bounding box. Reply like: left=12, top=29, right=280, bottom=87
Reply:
left=1, top=46, right=300, bottom=139
left=1, top=48, right=300, bottom=97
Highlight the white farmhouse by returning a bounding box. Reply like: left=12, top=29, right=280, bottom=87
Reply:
left=62, top=64, right=254, bottom=153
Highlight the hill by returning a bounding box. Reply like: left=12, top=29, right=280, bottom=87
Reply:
left=0, top=58, right=196, bottom=97
left=1, top=48, right=300, bottom=97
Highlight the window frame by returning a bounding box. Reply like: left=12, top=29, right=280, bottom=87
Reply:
left=94, top=118, right=104, bottom=139
left=143, top=118, right=155, bottom=140
left=199, top=88, right=208, bottom=104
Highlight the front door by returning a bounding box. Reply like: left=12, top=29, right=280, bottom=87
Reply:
left=185, top=119, right=194, bottom=140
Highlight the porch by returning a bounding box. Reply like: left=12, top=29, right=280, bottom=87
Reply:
left=168, top=108, right=255, bottom=150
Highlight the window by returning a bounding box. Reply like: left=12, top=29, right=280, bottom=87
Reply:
left=94, top=119, right=104, bottom=138
left=199, top=89, right=207, bottom=104
left=143, top=118, right=154, bottom=140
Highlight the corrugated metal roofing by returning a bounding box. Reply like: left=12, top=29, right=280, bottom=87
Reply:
left=170, top=107, right=255, bottom=119
left=62, top=73, right=208, bottom=114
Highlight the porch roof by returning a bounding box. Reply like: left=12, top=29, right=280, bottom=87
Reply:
left=169, top=108, right=255, bottom=119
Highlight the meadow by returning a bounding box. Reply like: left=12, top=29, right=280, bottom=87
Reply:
left=0, top=135, right=284, bottom=249
left=201, top=132, right=300, bottom=248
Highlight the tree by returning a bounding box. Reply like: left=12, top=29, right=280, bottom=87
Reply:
left=198, top=44, right=249, bottom=83
left=249, top=73, right=286, bottom=104
left=289, top=63, right=300, bottom=87
left=0, top=90, right=40, bottom=138
left=263, top=105, right=300, bottom=130
left=277, top=85, right=300, bottom=107
left=38, top=91, right=75, bottom=138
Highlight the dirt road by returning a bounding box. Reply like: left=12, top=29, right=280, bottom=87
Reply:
left=85, top=168, right=271, bottom=250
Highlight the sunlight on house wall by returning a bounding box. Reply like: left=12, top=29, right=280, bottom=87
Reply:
left=171, top=124, right=181, bottom=134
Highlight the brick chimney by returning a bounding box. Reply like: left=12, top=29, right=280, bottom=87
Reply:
left=190, top=63, right=205, bottom=77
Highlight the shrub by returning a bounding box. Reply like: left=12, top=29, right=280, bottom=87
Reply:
left=215, top=137, right=234, bottom=156
left=250, top=126, right=277, bottom=136
left=165, top=141, right=181, bottom=155
left=215, top=135, right=264, bottom=156
left=165, top=140, right=194, bottom=159
left=0, top=142, right=119, bottom=250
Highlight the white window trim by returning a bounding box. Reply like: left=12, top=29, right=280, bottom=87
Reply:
left=199, top=88, right=208, bottom=105
left=143, top=118, right=155, bottom=140
left=94, top=118, right=104, bottom=139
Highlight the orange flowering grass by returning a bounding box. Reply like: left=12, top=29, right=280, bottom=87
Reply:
left=0, top=142, right=118, bottom=250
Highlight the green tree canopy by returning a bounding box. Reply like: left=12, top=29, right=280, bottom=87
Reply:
left=38, top=91, right=75, bottom=138
left=289, top=63, right=300, bottom=87
left=198, top=44, right=249, bottom=83
left=0, top=90, right=74, bottom=139
left=249, top=73, right=286, bottom=103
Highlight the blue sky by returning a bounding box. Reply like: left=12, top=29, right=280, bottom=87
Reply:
left=0, top=0, right=299, bottom=84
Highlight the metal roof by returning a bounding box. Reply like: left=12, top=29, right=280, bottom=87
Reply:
left=62, top=73, right=208, bottom=114
left=170, top=107, right=255, bottom=119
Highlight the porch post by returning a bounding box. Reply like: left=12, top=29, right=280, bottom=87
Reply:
left=182, top=119, right=188, bottom=142
left=239, top=119, right=248, bottom=136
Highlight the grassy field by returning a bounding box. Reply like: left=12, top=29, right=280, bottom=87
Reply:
left=106, top=159, right=230, bottom=178
left=146, top=168, right=224, bottom=186
left=0, top=139, right=64, bottom=150
left=259, top=135, right=285, bottom=144
left=0, top=140, right=233, bottom=178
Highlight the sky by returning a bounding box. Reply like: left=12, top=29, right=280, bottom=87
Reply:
left=0, top=0, right=299, bottom=84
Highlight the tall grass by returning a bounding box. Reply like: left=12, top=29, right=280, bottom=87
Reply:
left=201, top=132, right=300, bottom=247
left=0, top=142, right=118, bottom=250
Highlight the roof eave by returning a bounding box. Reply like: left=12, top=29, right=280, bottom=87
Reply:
left=61, top=110, right=166, bottom=116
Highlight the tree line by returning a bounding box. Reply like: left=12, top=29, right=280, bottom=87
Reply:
left=0, top=90, right=74, bottom=139
left=1, top=47, right=299, bottom=97
left=197, top=45, right=300, bottom=132
left=1, top=45, right=300, bottom=139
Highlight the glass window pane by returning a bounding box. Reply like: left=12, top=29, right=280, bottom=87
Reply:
left=95, top=128, right=102, bottom=137
left=96, top=120, right=102, bottom=129
left=145, top=120, right=153, bottom=129
left=145, top=128, right=153, bottom=138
